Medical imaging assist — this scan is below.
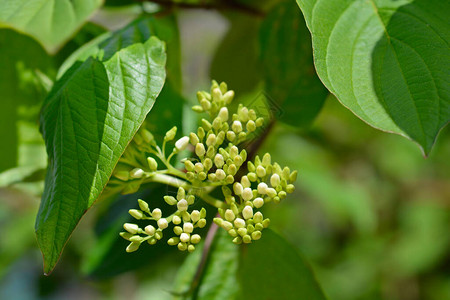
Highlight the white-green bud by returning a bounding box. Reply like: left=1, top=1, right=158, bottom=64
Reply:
left=175, top=136, right=190, bottom=151
left=177, top=199, right=188, bottom=211
left=165, top=126, right=177, bottom=141
left=212, top=117, right=222, bottom=131
left=138, top=199, right=149, bottom=212
left=203, top=158, right=213, bottom=171
left=188, top=245, right=196, bottom=252
left=253, top=197, right=264, bottom=208
left=251, top=231, right=262, bottom=240
left=263, top=219, right=270, bottom=228
left=145, top=225, right=156, bottom=235
left=226, top=131, right=236, bottom=141
left=247, top=172, right=257, bottom=182
left=177, top=187, right=186, bottom=200
left=198, top=219, right=207, bottom=228
left=262, top=153, right=271, bottom=166
left=289, top=171, right=298, bottom=182
left=233, top=182, right=243, bottom=195
left=257, top=182, right=268, bottom=194
left=184, top=160, right=195, bottom=171
left=286, top=184, right=295, bottom=193
left=192, top=105, right=203, bottom=112
left=124, top=223, right=139, bottom=234
left=173, top=215, right=182, bottom=225
left=270, top=174, right=281, bottom=187
left=225, top=209, right=236, bottom=222
left=206, top=134, right=217, bottom=147
left=232, top=121, right=242, bottom=133
left=126, top=242, right=140, bottom=253
left=180, top=233, right=190, bottom=243
left=237, top=227, right=247, bottom=237
left=194, top=162, right=204, bottom=173
left=242, top=188, right=253, bottom=201
left=200, top=99, right=211, bottom=110
left=164, top=196, right=177, bottom=206
left=227, top=164, right=237, bottom=176
left=215, top=169, right=226, bottom=180
left=267, top=188, right=277, bottom=198
left=223, top=90, right=234, bottom=104
left=238, top=106, right=249, bottom=122
left=255, top=117, right=264, bottom=127
left=168, top=237, right=180, bottom=246
left=253, top=212, right=263, bottom=223
left=256, top=165, right=266, bottom=177
left=214, top=154, right=224, bottom=168
left=129, top=209, right=144, bottom=219
left=157, top=218, right=168, bottom=229
left=130, top=168, right=144, bottom=179
left=222, top=220, right=233, bottom=231
left=174, top=226, right=183, bottom=235
left=248, top=109, right=257, bottom=120
left=241, top=176, right=251, bottom=188
left=195, top=143, right=206, bottom=157
left=183, top=222, right=194, bottom=233
left=147, top=157, right=158, bottom=171
left=120, top=232, right=133, bottom=240
left=242, top=206, right=253, bottom=220
left=191, top=234, right=201, bottom=244
left=178, top=242, right=188, bottom=251
left=191, top=210, right=200, bottom=223
left=234, top=218, right=246, bottom=228
left=226, top=175, right=234, bottom=184
left=246, top=120, right=256, bottom=132
left=218, top=107, right=229, bottom=122
left=152, top=208, right=162, bottom=220
left=189, top=133, right=199, bottom=145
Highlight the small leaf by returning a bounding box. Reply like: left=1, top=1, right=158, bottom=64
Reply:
left=296, top=0, right=450, bottom=155
left=260, top=1, right=327, bottom=127
left=36, top=37, right=166, bottom=274
left=0, top=0, right=103, bottom=53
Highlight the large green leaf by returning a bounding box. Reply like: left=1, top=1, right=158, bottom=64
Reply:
left=260, top=1, right=328, bottom=128
left=173, top=229, right=326, bottom=299
left=296, top=0, right=450, bottom=155
left=36, top=37, right=166, bottom=274
left=0, top=0, right=103, bottom=53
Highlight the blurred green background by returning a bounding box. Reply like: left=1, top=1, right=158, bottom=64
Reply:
left=1, top=2, right=449, bottom=300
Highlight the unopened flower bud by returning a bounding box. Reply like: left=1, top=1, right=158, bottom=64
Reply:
left=253, top=197, right=264, bottom=208
left=147, top=157, right=158, bottom=171
left=177, top=199, right=188, bottom=211
left=206, top=134, right=216, bottom=147
left=168, top=237, right=180, bottom=245
left=173, top=215, right=182, bottom=225
left=226, top=131, right=236, bottom=141
left=251, top=231, right=262, bottom=240
left=189, top=133, right=199, bottom=145
left=223, top=90, right=234, bottom=104
left=120, top=232, right=133, bottom=240
left=262, top=218, right=271, bottom=228
left=198, top=218, right=207, bottom=228
left=126, top=242, right=140, bottom=253
left=180, top=233, right=190, bottom=243
left=242, top=188, right=253, bottom=201
left=138, top=199, right=149, bottom=212
left=267, top=188, right=277, bottom=198
left=237, top=227, right=247, bottom=236
left=130, top=168, right=144, bottom=179
left=270, top=174, right=281, bottom=187
left=195, top=143, right=206, bottom=157
left=222, top=221, right=233, bottom=231
left=129, top=209, right=144, bottom=219
left=194, top=162, right=204, bottom=173
left=247, top=172, right=257, bottom=182
left=114, top=171, right=129, bottom=181
left=216, top=169, right=226, bottom=180
left=200, top=99, right=211, bottom=110
left=145, top=225, right=156, bottom=235
left=152, top=208, right=162, bottom=220
left=174, top=226, right=183, bottom=235
left=203, top=158, right=213, bottom=171
left=256, top=165, right=266, bottom=178
left=289, top=170, right=298, bottom=182
left=253, top=212, right=263, bottom=223
left=242, top=206, right=253, bottom=219
left=175, top=136, right=190, bottom=151
left=233, top=182, right=243, bottom=195
left=255, top=117, right=264, bottom=127
left=226, top=175, right=234, bottom=184
left=183, top=222, right=194, bottom=233
left=247, top=161, right=256, bottom=172
left=241, top=176, right=251, bottom=188
left=214, top=154, right=224, bottom=168
left=225, top=209, right=235, bottom=222
left=164, top=196, right=177, bottom=206
left=234, top=218, right=246, bottom=228
left=178, top=242, right=187, bottom=251
left=191, top=234, right=201, bottom=244
left=124, top=223, right=139, bottom=234
left=218, top=107, right=229, bottom=121
left=232, top=121, right=242, bottom=133
left=191, top=210, right=200, bottom=222
left=246, top=120, right=256, bottom=132
left=184, top=160, right=195, bottom=171
left=164, top=126, right=177, bottom=141
left=257, top=182, right=268, bottom=194
left=233, top=236, right=242, bottom=244
left=286, top=184, right=295, bottom=193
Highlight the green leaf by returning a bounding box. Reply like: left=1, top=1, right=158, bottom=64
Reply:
left=296, top=0, right=450, bottom=155
left=0, top=29, right=52, bottom=172
left=173, top=229, right=325, bottom=300
left=172, top=229, right=240, bottom=300
left=260, top=1, right=328, bottom=127
left=0, top=0, right=103, bottom=53
left=237, top=229, right=327, bottom=300
left=36, top=37, right=166, bottom=274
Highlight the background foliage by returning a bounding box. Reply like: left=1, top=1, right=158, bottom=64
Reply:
left=0, top=0, right=448, bottom=299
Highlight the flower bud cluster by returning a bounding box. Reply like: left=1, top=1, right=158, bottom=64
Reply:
left=120, top=188, right=208, bottom=252
left=116, top=80, right=298, bottom=253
